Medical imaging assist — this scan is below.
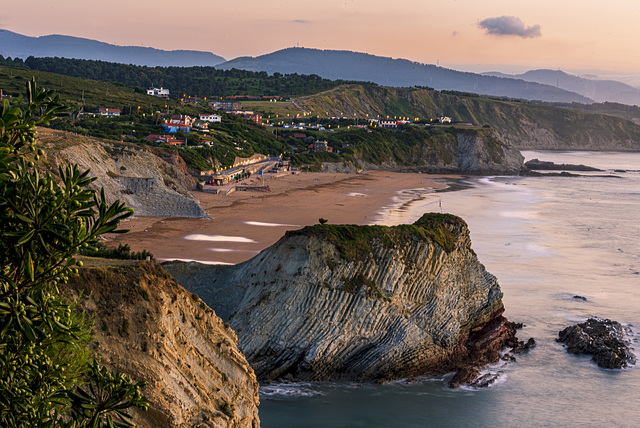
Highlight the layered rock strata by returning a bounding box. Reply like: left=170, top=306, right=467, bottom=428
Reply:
left=166, top=213, right=520, bottom=384
left=66, top=261, right=260, bottom=428
left=37, top=129, right=210, bottom=218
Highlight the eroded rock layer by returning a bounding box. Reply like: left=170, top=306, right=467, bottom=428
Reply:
left=66, top=261, right=260, bottom=428
left=166, top=213, right=517, bottom=383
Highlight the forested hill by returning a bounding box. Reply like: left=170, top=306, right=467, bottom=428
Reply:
left=0, top=56, right=363, bottom=98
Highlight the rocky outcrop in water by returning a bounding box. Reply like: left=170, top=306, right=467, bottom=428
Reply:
left=557, top=318, right=636, bottom=369
left=165, top=213, right=523, bottom=385
left=66, top=261, right=260, bottom=428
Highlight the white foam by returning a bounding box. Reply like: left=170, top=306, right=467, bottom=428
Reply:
left=259, top=382, right=324, bottom=398
left=184, top=234, right=257, bottom=243
left=209, top=248, right=260, bottom=253
left=244, top=221, right=299, bottom=227
left=347, top=192, right=368, bottom=197
left=157, top=257, right=234, bottom=265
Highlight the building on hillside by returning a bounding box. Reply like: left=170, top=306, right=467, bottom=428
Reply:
left=439, top=116, right=452, bottom=124
left=232, top=153, right=268, bottom=169
left=192, top=121, right=210, bottom=131
left=170, top=115, right=194, bottom=125
left=98, top=108, right=121, bottom=117
left=147, top=87, right=170, bottom=98
left=161, top=122, right=191, bottom=133
left=309, top=140, right=332, bottom=153
left=199, top=113, right=222, bottom=123
left=145, top=134, right=186, bottom=146
left=379, top=120, right=398, bottom=129
left=208, top=100, right=242, bottom=111
left=231, top=111, right=263, bottom=125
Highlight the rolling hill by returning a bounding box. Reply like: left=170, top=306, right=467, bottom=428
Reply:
left=0, top=29, right=226, bottom=67
left=483, top=69, right=640, bottom=106
left=218, top=47, right=593, bottom=104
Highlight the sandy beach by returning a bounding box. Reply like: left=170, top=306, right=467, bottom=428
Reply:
left=108, top=170, right=450, bottom=265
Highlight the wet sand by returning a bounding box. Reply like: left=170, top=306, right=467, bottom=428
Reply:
left=109, top=171, right=450, bottom=265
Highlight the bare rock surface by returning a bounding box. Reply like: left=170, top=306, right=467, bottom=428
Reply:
left=66, top=261, right=260, bottom=428
left=165, top=213, right=524, bottom=385
left=557, top=318, right=636, bottom=369
left=37, top=129, right=210, bottom=218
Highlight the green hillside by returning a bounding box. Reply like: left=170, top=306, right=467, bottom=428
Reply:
left=295, top=85, right=640, bottom=149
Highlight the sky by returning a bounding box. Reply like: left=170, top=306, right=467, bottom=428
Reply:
left=3, top=0, right=640, bottom=77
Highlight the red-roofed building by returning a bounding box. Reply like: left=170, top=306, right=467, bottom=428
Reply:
left=98, top=108, right=121, bottom=117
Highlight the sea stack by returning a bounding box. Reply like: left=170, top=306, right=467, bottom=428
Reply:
left=166, top=213, right=520, bottom=384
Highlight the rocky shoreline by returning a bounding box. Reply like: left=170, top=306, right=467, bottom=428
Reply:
left=165, top=213, right=532, bottom=388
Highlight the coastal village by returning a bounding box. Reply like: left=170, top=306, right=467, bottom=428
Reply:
left=75, top=84, right=457, bottom=195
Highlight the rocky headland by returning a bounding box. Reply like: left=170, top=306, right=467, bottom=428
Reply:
left=557, top=318, right=636, bottom=369
left=37, top=129, right=210, bottom=219
left=66, top=261, right=260, bottom=428
left=165, top=213, right=529, bottom=386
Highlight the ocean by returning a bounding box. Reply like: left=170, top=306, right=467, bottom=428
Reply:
left=258, top=151, right=640, bottom=428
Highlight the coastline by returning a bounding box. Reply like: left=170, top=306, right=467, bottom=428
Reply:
left=110, top=170, right=453, bottom=265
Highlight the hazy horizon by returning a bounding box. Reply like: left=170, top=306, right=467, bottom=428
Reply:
left=4, top=0, right=640, bottom=75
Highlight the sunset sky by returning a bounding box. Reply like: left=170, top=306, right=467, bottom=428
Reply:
left=4, top=0, right=640, bottom=75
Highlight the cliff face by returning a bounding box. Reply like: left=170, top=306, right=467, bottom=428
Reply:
left=166, top=214, right=512, bottom=383
left=333, top=129, right=523, bottom=175
left=66, top=261, right=260, bottom=428
left=296, top=84, right=640, bottom=153
left=38, top=129, right=210, bottom=218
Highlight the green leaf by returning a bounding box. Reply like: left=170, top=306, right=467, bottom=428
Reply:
left=17, top=229, right=35, bottom=245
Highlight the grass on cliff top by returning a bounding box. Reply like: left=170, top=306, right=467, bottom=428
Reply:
left=287, top=213, right=465, bottom=261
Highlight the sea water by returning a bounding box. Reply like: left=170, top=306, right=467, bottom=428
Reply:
left=258, top=151, right=640, bottom=427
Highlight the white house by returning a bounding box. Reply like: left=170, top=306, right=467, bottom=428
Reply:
left=199, top=113, right=222, bottom=123
left=439, top=116, right=452, bottom=124
left=98, top=108, right=121, bottom=117
left=147, top=87, right=170, bottom=98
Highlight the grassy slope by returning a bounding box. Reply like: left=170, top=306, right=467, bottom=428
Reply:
left=0, top=65, right=173, bottom=113
left=296, top=85, right=640, bottom=146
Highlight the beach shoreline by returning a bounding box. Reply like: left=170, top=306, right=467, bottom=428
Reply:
left=108, top=170, right=454, bottom=265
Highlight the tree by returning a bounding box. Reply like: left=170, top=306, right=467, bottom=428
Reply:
left=0, top=79, right=147, bottom=426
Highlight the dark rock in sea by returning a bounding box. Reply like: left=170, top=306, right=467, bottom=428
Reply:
left=524, top=158, right=601, bottom=172
left=557, top=318, right=636, bottom=369
left=449, top=367, right=479, bottom=388
left=573, top=295, right=587, bottom=301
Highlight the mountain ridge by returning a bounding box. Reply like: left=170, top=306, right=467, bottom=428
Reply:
left=482, top=69, right=640, bottom=106
left=218, top=47, right=593, bottom=104
left=0, top=29, right=226, bottom=67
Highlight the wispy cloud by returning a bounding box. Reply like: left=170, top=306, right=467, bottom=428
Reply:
left=291, top=19, right=312, bottom=25
left=478, top=16, right=541, bottom=39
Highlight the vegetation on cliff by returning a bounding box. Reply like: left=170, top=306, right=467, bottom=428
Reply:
left=287, top=213, right=465, bottom=261
left=296, top=84, right=640, bottom=148
left=0, top=81, right=147, bottom=426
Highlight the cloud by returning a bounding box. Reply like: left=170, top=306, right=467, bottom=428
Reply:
left=478, top=16, right=541, bottom=38
left=291, top=19, right=312, bottom=25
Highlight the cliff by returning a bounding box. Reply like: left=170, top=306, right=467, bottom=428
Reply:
left=65, top=261, right=260, bottom=428
left=37, top=129, right=211, bottom=219
left=296, top=85, right=640, bottom=152
left=320, top=127, right=523, bottom=175
left=165, top=214, right=516, bottom=383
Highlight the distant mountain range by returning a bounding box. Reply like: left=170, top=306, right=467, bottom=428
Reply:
left=0, top=30, right=226, bottom=67
left=217, top=48, right=592, bottom=104
left=482, top=69, right=640, bottom=106
left=5, top=30, right=640, bottom=105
